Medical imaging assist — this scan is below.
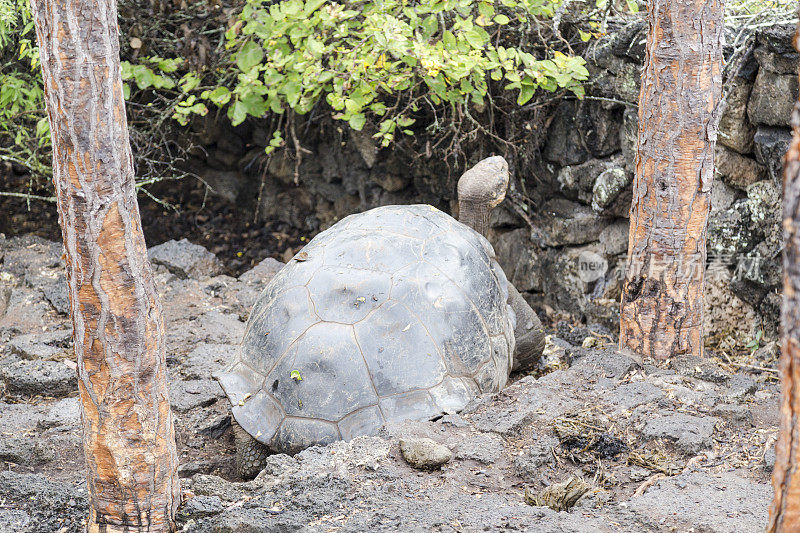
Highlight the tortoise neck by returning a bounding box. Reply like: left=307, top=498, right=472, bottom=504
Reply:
left=458, top=199, right=490, bottom=237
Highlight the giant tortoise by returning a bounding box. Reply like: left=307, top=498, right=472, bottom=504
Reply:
left=217, top=156, right=544, bottom=477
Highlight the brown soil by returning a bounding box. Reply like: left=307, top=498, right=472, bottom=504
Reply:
left=0, top=171, right=303, bottom=275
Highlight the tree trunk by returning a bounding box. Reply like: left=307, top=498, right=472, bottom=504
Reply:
left=768, top=12, right=800, bottom=532
left=30, top=1, right=180, bottom=531
left=618, top=0, right=724, bottom=360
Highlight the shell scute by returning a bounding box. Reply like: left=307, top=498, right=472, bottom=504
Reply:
left=390, top=261, right=491, bottom=374
left=274, top=417, right=339, bottom=455
left=379, top=389, right=441, bottom=421
left=353, top=299, right=447, bottom=397
left=421, top=230, right=508, bottom=336
left=306, top=266, right=391, bottom=324
left=338, top=405, right=384, bottom=441
left=319, top=228, right=421, bottom=273
left=239, top=285, right=319, bottom=371
left=267, top=322, right=378, bottom=421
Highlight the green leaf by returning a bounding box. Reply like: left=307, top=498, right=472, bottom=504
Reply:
left=397, top=116, right=415, bottom=127
left=35, top=117, right=49, bottom=138
left=151, top=74, right=175, bottom=90
left=317, top=70, right=335, bottom=84
left=348, top=113, right=367, bottom=131
left=421, top=15, right=438, bottom=39
left=120, top=61, right=133, bottom=79
left=370, top=102, right=387, bottom=115
left=344, top=98, right=361, bottom=114
left=327, top=92, right=345, bottom=110
left=284, top=80, right=301, bottom=107
left=464, top=28, right=487, bottom=49
left=154, top=57, right=181, bottom=73
left=283, top=0, right=303, bottom=16
left=517, top=84, right=534, bottom=105
left=230, top=101, right=248, bottom=126
left=494, top=14, right=510, bottom=25
left=478, top=2, right=495, bottom=19
left=188, top=103, right=208, bottom=116
left=236, top=41, right=264, bottom=72
left=304, top=0, right=326, bottom=16
left=425, top=75, right=447, bottom=99
left=442, top=30, right=457, bottom=49
left=180, top=73, right=200, bottom=92
left=241, top=93, right=268, bottom=116
left=204, top=86, right=231, bottom=106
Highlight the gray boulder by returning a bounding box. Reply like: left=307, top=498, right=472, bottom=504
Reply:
left=754, top=126, right=793, bottom=182
left=707, top=200, right=759, bottom=259
left=0, top=472, right=88, bottom=533
left=544, top=101, right=591, bottom=166
left=399, top=437, right=453, bottom=469
left=9, top=330, right=72, bottom=360
left=754, top=41, right=799, bottom=75
left=641, top=413, right=718, bottom=453
left=168, top=379, right=225, bottom=412
left=625, top=471, right=771, bottom=533
left=715, top=145, right=766, bottom=189
left=148, top=239, right=224, bottom=280
left=718, top=78, right=756, bottom=154
left=592, top=167, right=630, bottom=212
left=541, top=199, right=611, bottom=246
left=238, top=257, right=283, bottom=285
left=1, top=358, right=77, bottom=397
left=39, top=397, right=81, bottom=430
left=747, top=69, right=798, bottom=127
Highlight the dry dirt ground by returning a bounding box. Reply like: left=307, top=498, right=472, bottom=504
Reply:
left=0, top=235, right=780, bottom=532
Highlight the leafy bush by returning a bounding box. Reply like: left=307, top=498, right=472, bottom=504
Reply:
left=1, top=0, right=595, bottom=192
left=219, top=0, right=589, bottom=150
left=0, top=0, right=51, bottom=181
left=0, top=0, right=210, bottom=196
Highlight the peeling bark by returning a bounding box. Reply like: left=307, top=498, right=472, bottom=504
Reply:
left=768, top=12, right=800, bottom=532
left=619, top=0, right=724, bottom=359
left=30, top=1, right=180, bottom=531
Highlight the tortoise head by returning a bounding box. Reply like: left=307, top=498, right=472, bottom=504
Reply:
left=457, top=156, right=510, bottom=236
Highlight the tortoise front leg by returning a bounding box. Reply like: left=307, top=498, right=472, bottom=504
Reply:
left=508, top=284, right=545, bottom=372
left=232, top=418, right=269, bottom=480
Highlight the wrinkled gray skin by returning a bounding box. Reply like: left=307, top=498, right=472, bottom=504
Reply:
left=457, top=157, right=545, bottom=370
left=218, top=156, right=544, bottom=478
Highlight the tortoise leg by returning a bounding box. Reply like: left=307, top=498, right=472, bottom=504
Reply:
left=508, top=284, right=545, bottom=372
left=232, top=418, right=269, bottom=480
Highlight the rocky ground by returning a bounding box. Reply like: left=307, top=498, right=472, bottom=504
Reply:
left=0, top=235, right=780, bottom=532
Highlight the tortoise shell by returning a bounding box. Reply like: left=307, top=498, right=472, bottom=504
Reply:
left=217, top=204, right=515, bottom=454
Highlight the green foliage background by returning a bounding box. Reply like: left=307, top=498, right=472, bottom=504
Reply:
left=0, top=0, right=50, bottom=187
left=1, top=0, right=796, bottom=202
left=1, top=0, right=650, bottom=201
left=220, top=0, right=589, bottom=150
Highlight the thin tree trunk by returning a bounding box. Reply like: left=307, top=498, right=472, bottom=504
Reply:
left=618, top=0, right=724, bottom=359
left=768, top=11, right=800, bottom=531
left=30, top=1, right=180, bottom=531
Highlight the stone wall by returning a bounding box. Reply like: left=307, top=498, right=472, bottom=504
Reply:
left=496, top=22, right=797, bottom=349
left=185, top=22, right=798, bottom=351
